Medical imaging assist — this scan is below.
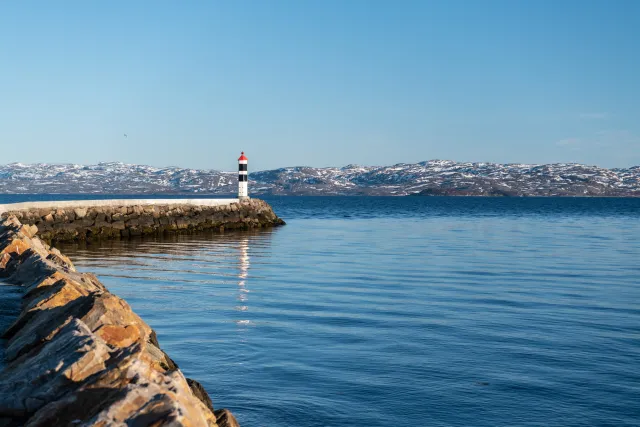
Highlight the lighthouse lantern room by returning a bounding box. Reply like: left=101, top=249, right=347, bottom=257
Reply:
left=238, top=152, right=249, bottom=200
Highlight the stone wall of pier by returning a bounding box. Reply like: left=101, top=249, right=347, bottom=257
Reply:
left=0, top=199, right=285, bottom=243
left=0, top=215, right=240, bottom=426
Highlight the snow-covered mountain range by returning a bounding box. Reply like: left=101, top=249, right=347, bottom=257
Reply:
left=1, top=161, right=639, bottom=196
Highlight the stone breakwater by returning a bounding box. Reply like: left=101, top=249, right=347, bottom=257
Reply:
left=0, top=215, right=241, bottom=426
left=0, top=199, right=285, bottom=243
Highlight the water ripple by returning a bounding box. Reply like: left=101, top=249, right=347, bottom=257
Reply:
left=46, top=198, right=640, bottom=427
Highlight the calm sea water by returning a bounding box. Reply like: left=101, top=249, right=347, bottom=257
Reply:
left=2, top=196, right=640, bottom=426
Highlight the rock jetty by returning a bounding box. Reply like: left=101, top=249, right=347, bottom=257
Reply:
left=0, top=214, right=245, bottom=426
left=0, top=198, right=285, bottom=243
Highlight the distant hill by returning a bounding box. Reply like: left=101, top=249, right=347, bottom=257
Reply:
left=1, top=161, right=639, bottom=196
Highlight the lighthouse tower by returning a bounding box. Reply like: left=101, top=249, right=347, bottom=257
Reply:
left=238, top=152, right=249, bottom=200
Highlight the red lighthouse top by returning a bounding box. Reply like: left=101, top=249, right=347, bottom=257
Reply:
left=238, top=152, right=248, bottom=161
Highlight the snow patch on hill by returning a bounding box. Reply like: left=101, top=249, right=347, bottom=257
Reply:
left=0, top=161, right=638, bottom=196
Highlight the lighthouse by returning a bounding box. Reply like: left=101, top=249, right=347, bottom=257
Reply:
left=238, top=152, right=249, bottom=200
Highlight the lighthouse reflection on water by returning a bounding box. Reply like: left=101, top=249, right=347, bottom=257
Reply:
left=234, top=236, right=251, bottom=325
left=235, top=150, right=251, bottom=324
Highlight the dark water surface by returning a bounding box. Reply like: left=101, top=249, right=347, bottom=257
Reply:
left=3, top=196, right=640, bottom=426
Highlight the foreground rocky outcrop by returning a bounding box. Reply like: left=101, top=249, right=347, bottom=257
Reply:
left=0, top=216, right=241, bottom=426
left=0, top=199, right=285, bottom=243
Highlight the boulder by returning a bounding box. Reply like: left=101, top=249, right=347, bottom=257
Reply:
left=0, top=319, right=110, bottom=418
left=186, top=378, right=215, bottom=412
left=46, top=247, right=75, bottom=271
left=215, top=409, right=240, bottom=427
left=73, top=208, right=88, bottom=219
left=5, top=290, right=152, bottom=361
left=25, top=359, right=219, bottom=427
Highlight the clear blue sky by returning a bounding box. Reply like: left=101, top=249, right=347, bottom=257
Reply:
left=1, top=1, right=638, bottom=171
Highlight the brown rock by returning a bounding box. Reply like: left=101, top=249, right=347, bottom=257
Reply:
left=94, top=324, right=143, bottom=348
left=5, top=289, right=152, bottom=361
left=80, top=293, right=152, bottom=346
left=46, top=247, right=75, bottom=271
left=0, top=319, right=110, bottom=417
left=18, top=225, right=36, bottom=238
left=4, top=277, right=91, bottom=339
left=26, top=359, right=219, bottom=427
left=4, top=293, right=95, bottom=361
left=187, top=378, right=215, bottom=413
left=93, top=213, right=108, bottom=224
left=6, top=253, right=60, bottom=285
left=143, top=341, right=179, bottom=373
left=215, top=409, right=240, bottom=427
left=53, top=210, right=68, bottom=223
left=73, top=208, right=88, bottom=219
left=0, top=239, right=31, bottom=258
left=23, top=271, right=72, bottom=302
left=0, top=252, right=11, bottom=269
left=22, top=271, right=104, bottom=307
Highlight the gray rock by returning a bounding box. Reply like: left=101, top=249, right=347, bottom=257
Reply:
left=0, top=319, right=110, bottom=417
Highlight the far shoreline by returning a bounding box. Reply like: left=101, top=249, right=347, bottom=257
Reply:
left=1, top=193, right=640, bottom=199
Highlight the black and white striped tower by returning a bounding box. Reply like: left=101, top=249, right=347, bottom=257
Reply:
left=238, top=152, right=249, bottom=200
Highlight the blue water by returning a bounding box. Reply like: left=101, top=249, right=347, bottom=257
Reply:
left=3, top=196, right=640, bottom=426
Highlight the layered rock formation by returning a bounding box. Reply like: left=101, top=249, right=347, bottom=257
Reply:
left=0, top=215, right=240, bottom=426
left=0, top=199, right=285, bottom=243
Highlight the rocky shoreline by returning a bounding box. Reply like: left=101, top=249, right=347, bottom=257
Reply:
left=0, top=200, right=285, bottom=425
left=0, top=199, right=285, bottom=243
